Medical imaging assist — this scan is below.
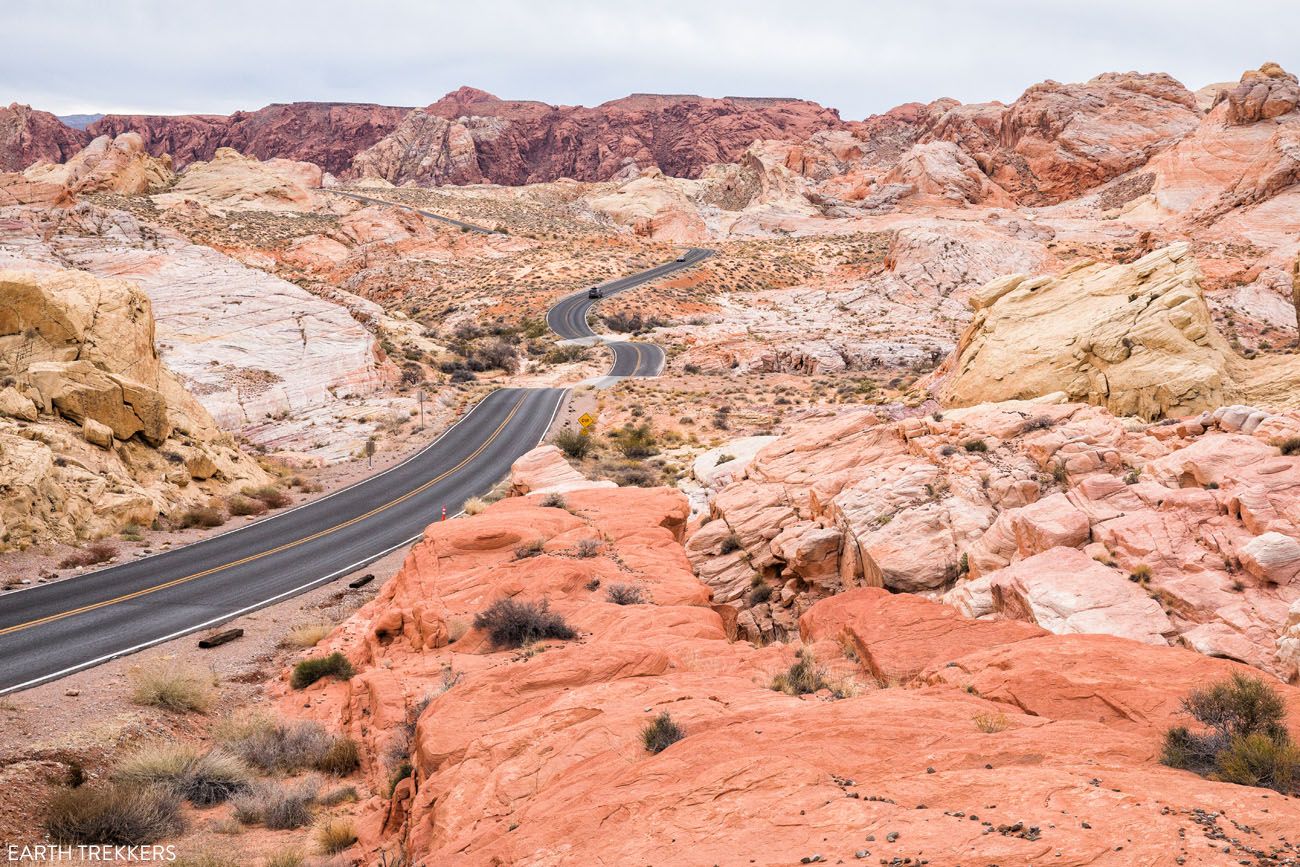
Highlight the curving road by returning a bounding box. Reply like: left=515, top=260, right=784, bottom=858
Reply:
left=0, top=210, right=711, bottom=693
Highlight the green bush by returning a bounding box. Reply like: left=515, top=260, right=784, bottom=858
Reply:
left=1214, top=733, right=1300, bottom=792
left=554, top=429, right=593, bottom=459
left=290, top=652, right=355, bottom=689
left=641, top=712, right=686, bottom=754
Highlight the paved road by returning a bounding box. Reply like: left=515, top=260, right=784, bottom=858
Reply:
left=0, top=204, right=710, bottom=693
left=324, top=189, right=494, bottom=233
left=547, top=247, right=713, bottom=380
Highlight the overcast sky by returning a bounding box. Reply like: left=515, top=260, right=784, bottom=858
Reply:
left=4, top=0, right=1296, bottom=119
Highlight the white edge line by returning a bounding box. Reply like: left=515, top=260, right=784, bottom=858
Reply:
left=0, top=391, right=506, bottom=599
left=0, top=388, right=570, bottom=696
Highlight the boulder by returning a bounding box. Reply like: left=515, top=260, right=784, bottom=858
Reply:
left=1239, top=531, right=1300, bottom=585
left=81, top=417, right=113, bottom=449
left=0, top=386, right=37, bottom=421
left=509, top=444, right=616, bottom=497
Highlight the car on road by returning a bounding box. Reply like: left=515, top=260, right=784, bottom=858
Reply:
left=587, top=286, right=603, bottom=298
left=676, top=253, right=688, bottom=262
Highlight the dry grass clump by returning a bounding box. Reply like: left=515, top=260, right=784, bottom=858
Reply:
left=283, top=621, right=334, bottom=648
left=462, top=496, right=489, bottom=515
left=973, top=712, right=1010, bottom=734
left=172, top=853, right=242, bottom=867
left=44, top=785, right=184, bottom=844
left=771, top=648, right=828, bottom=696
left=262, top=848, right=305, bottom=867
left=114, top=744, right=250, bottom=806
left=245, top=485, right=292, bottom=509
left=316, top=817, right=358, bottom=854
left=129, top=663, right=216, bottom=713
left=226, top=495, right=268, bottom=517
left=513, top=538, right=546, bottom=560
left=574, top=537, right=602, bottom=558
left=175, top=504, right=228, bottom=529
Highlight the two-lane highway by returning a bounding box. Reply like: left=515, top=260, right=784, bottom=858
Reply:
left=0, top=199, right=712, bottom=694
left=547, top=247, right=713, bottom=379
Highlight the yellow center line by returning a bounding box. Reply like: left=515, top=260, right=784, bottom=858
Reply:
left=0, top=394, right=528, bottom=638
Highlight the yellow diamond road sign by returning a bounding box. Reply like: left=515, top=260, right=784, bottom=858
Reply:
left=578, top=412, right=595, bottom=429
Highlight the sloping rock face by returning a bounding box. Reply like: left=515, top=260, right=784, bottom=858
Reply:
left=937, top=244, right=1300, bottom=419
left=0, top=267, right=267, bottom=549
left=88, top=102, right=412, bottom=173
left=0, top=103, right=88, bottom=172
left=278, top=489, right=1300, bottom=865
left=22, top=133, right=174, bottom=195
left=351, top=87, right=846, bottom=185
left=691, top=398, right=1300, bottom=678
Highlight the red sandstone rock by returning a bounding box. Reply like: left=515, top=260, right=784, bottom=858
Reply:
left=0, top=103, right=88, bottom=171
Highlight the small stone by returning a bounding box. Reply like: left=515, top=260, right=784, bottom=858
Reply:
left=886, top=832, right=899, bottom=842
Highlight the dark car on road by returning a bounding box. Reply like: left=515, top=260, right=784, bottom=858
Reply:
left=587, top=286, right=603, bottom=298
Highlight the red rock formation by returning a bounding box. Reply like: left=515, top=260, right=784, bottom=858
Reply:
left=0, top=103, right=88, bottom=171
left=351, top=87, right=848, bottom=185
left=1221, top=62, right=1300, bottom=124
left=88, top=102, right=412, bottom=174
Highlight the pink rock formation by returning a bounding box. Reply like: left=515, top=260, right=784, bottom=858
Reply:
left=275, top=489, right=1300, bottom=865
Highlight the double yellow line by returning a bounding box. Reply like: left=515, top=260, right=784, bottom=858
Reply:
left=0, top=394, right=527, bottom=639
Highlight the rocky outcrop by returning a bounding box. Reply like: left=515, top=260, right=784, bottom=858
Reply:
left=152, top=146, right=322, bottom=213
left=937, top=244, right=1300, bottom=419
left=0, top=267, right=268, bottom=549
left=277, top=489, right=1300, bottom=865
left=0, top=103, right=88, bottom=172
left=351, top=87, right=845, bottom=185
left=23, top=133, right=174, bottom=195
left=88, top=102, right=412, bottom=174
left=508, top=445, right=615, bottom=497
left=691, top=398, right=1300, bottom=677
left=1222, top=62, right=1300, bottom=125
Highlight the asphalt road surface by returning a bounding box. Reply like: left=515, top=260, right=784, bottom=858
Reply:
left=0, top=206, right=711, bottom=693
left=324, top=189, right=494, bottom=233
left=547, top=247, right=713, bottom=379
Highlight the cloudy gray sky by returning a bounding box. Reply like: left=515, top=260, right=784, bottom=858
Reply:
left=3, top=0, right=1296, bottom=118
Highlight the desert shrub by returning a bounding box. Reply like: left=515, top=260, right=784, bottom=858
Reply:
left=462, top=496, right=488, bottom=515
left=284, top=621, right=333, bottom=648
left=1214, top=733, right=1300, bottom=792
left=449, top=368, right=477, bottom=384
left=227, top=495, right=268, bottom=517
left=58, top=541, right=118, bottom=569
left=290, top=652, right=354, bottom=689
left=176, top=505, right=227, bottom=529
left=473, top=598, right=576, bottom=649
left=747, top=582, right=774, bottom=606
left=130, top=663, right=215, bottom=713
left=1161, top=673, right=1296, bottom=793
left=962, top=439, right=989, bottom=453
left=316, top=818, right=358, bottom=854
left=514, top=538, right=545, bottom=559
left=554, top=428, right=593, bottom=459
left=719, top=533, right=743, bottom=555
left=316, top=737, right=360, bottom=776
left=771, top=648, right=828, bottom=696
left=44, top=785, right=183, bottom=844
left=575, top=538, right=601, bottom=558
left=386, top=761, right=413, bottom=796
left=605, top=462, right=660, bottom=487
left=222, top=718, right=337, bottom=774
left=605, top=583, right=645, bottom=605
left=542, top=344, right=588, bottom=364
left=973, top=712, right=1009, bottom=734
left=616, top=423, right=658, bottom=458
left=232, top=779, right=319, bottom=830
left=172, top=854, right=241, bottom=867
left=641, top=712, right=685, bottom=754
left=540, top=492, right=567, bottom=509
left=114, top=744, right=250, bottom=806
left=246, top=485, right=291, bottom=509
left=1281, top=437, right=1300, bottom=456
left=1022, top=415, right=1055, bottom=432
left=319, top=785, right=359, bottom=808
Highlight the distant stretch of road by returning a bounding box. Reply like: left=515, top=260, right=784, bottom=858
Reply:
left=0, top=199, right=712, bottom=693
left=325, top=189, right=494, bottom=233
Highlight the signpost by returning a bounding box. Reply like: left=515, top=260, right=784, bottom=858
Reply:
left=365, top=436, right=376, bottom=468
left=416, top=389, right=425, bottom=430
left=578, top=412, right=595, bottom=433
